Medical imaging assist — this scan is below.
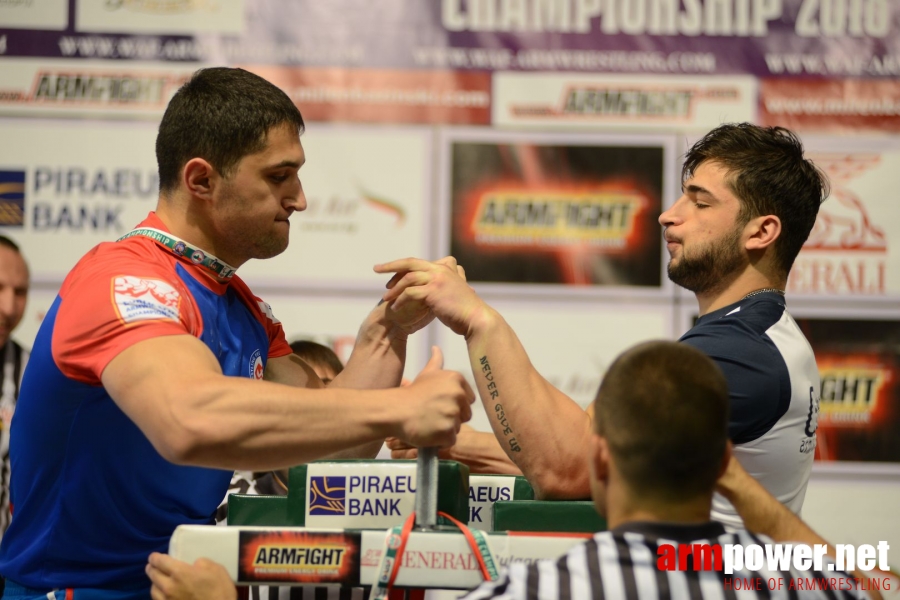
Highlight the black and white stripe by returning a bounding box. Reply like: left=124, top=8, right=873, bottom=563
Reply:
left=247, top=585, right=365, bottom=600
left=460, top=523, right=868, bottom=600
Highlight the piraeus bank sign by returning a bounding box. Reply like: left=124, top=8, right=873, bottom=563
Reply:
left=0, top=165, right=157, bottom=230
left=305, top=463, right=419, bottom=529
left=303, top=464, right=528, bottom=531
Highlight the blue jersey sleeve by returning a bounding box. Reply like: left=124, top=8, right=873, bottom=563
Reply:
left=681, top=320, right=792, bottom=444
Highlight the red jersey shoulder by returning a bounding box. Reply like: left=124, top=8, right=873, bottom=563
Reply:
left=52, top=238, right=203, bottom=383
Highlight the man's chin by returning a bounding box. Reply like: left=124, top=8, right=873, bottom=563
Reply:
left=255, top=241, right=289, bottom=261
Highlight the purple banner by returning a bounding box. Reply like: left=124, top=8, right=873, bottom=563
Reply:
left=1, top=0, right=899, bottom=77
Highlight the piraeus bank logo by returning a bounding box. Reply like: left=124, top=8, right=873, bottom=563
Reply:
left=309, top=476, right=346, bottom=516
left=0, top=171, right=26, bottom=227
left=309, top=474, right=414, bottom=518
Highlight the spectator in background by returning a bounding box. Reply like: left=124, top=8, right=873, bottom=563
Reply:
left=0, top=236, right=29, bottom=597
left=288, top=339, right=344, bottom=384
left=0, top=236, right=29, bottom=544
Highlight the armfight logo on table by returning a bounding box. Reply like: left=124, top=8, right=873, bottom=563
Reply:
left=659, top=540, right=892, bottom=593
left=238, top=530, right=361, bottom=585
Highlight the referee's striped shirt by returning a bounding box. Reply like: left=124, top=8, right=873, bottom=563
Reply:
left=461, top=521, right=869, bottom=600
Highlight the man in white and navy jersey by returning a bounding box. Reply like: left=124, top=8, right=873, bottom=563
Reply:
left=665, top=125, right=826, bottom=530
left=378, top=124, right=828, bottom=530
left=461, top=341, right=867, bottom=600
left=0, top=236, right=29, bottom=544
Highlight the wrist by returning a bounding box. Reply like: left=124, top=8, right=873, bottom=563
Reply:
left=362, top=303, right=410, bottom=344
left=464, top=304, right=501, bottom=342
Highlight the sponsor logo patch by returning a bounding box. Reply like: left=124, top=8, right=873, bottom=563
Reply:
left=113, top=276, right=180, bottom=324
left=249, top=349, right=264, bottom=380
left=257, top=300, right=281, bottom=324
left=309, top=476, right=346, bottom=516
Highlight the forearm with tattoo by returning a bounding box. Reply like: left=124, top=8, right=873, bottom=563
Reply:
left=480, top=355, right=521, bottom=453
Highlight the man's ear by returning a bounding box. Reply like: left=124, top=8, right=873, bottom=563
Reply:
left=182, top=158, right=217, bottom=200
left=590, top=434, right=610, bottom=483
left=744, top=214, right=781, bottom=251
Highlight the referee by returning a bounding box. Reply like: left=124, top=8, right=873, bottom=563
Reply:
left=462, top=341, right=870, bottom=600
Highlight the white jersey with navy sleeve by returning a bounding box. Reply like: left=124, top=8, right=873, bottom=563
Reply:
left=680, top=292, right=819, bottom=530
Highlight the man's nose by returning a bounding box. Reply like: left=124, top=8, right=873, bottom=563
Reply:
left=659, top=196, right=685, bottom=227
left=286, top=180, right=307, bottom=212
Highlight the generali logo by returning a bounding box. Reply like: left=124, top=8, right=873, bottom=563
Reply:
left=787, top=153, right=888, bottom=295
left=804, top=154, right=886, bottom=253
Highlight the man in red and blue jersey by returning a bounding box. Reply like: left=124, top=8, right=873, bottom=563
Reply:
left=0, top=67, right=474, bottom=600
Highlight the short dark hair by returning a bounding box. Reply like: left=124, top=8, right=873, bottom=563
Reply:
left=593, top=341, right=729, bottom=503
left=156, top=67, right=305, bottom=194
left=0, top=234, right=21, bottom=253
left=683, top=123, right=829, bottom=277
left=289, top=340, right=344, bottom=377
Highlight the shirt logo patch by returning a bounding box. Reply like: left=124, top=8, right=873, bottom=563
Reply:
left=805, top=385, right=820, bottom=437
left=190, top=249, right=205, bottom=264
left=113, top=276, right=181, bottom=324
left=257, top=300, right=281, bottom=324
left=249, top=349, right=264, bottom=380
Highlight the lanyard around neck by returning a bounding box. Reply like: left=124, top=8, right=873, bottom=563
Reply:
left=118, top=227, right=237, bottom=281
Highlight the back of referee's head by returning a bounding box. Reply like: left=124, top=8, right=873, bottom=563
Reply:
left=591, top=340, right=730, bottom=505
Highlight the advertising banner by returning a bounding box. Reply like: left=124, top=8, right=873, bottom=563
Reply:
left=442, top=130, right=671, bottom=287
left=0, top=119, right=160, bottom=281
left=304, top=462, right=419, bottom=530
left=3, top=1, right=899, bottom=79
left=795, top=317, right=900, bottom=463
left=0, top=59, right=198, bottom=119
left=244, top=66, right=491, bottom=125
left=493, top=73, right=756, bottom=130
left=0, top=60, right=488, bottom=125
left=237, top=530, right=361, bottom=585
left=0, top=0, right=67, bottom=31
left=787, top=142, right=900, bottom=297
left=760, top=79, right=900, bottom=134
left=467, top=475, right=529, bottom=532
left=76, top=0, right=246, bottom=35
